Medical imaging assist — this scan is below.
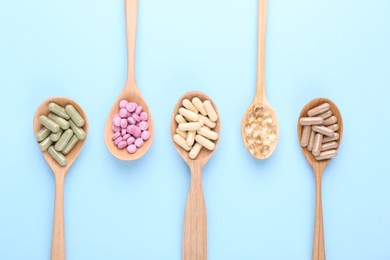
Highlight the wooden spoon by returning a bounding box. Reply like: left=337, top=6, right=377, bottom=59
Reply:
left=241, top=0, right=279, bottom=159
left=104, top=0, right=154, bottom=160
left=170, top=91, right=221, bottom=260
left=297, top=98, right=343, bottom=260
left=33, top=97, right=88, bottom=260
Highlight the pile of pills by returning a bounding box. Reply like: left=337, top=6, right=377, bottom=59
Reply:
left=299, top=102, right=340, bottom=160
left=35, top=103, right=86, bottom=167
left=111, top=100, right=150, bottom=154
left=243, top=105, right=277, bottom=156
left=173, top=97, right=219, bottom=159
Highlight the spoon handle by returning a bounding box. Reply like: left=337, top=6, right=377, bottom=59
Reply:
left=255, top=0, right=267, bottom=103
left=183, top=162, right=207, bottom=260
left=125, top=0, right=138, bottom=85
left=312, top=170, right=326, bottom=260
left=51, top=174, right=66, bottom=260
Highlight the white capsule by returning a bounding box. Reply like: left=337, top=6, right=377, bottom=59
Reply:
left=197, top=126, right=219, bottom=141
left=195, top=135, right=215, bottom=151
left=307, top=103, right=330, bottom=117
left=182, top=99, right=199, bottom=114
left=203, top=100, right=218, bottom=122
left=192, top=97, right=207, bottom=116
left=199, top=115, right=216, bottom=129
left=189, top=142, right=203, bottom=159
left=179, top=122, right=201, bottom=131
left=176, top=128, right=187, bottom=139
left=186, top=131, right=196, bottom=146
left=173, top=134, right=191, bottom=151
left=179, top=107, right=199, bottom=122
left=175, top=114, right=187, bottom=124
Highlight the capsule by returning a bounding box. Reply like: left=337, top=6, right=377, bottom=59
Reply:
left=39, top=115, right=60, bottom=133
left=182, top=99, right=198, bottom=114
left=48, top=146, right=67, bottom=167
left=312, top=126, right=334, bottom=137
left=39, top=136, right=53, bottom=151
left=321, top=141, right=338, bottom=151
left=48, top=113, right=70, bottom=130
left=179, top=122, right=201, bottom=131
left=55, top=129, right=73, bottom=151
left=300, top=126, right=311, bottom=147
left=179, top=107, right=199, bottom=122
left=307, top=103, right=330, bottom=117
left=176, top=128, right=187, bottom=139
left=312, top=133, right=323, bottom=156
left=189, top=142, right=203, bottom=159
left=327, top=124, right=339, bottom=131
left=323, top=133, right=340, bottom=143
left=35, top=127, right=51, bottom=142
left=323, top=116, right=337, bottom=126
left=192, top=97, right=207, bottom=116
left=203, top=100, right=218, bottom=122
left=198, top=115, right=216, bottom=129
left=186, top=131, right=196, bottom=146
left=65, top=105, right=85, bottom=127
left=307, top=130, right=316, bottom=151
left=195, top=134, right=215, bottom=151
left=299, top=117, right=324, bottom=126
left=318, top=110, right=333, bottom=119
left=197, top=126, right=219, bottom=141
left=50, top=129, right=63, bottom=142
left=175, top=114, right=187, bottom=125
left=48, top=102, right=70, bottom=120
left=69, top=120, right=86, bottom=140
left=62, top=135, right=79, bottom=155
left=173, top=134, right=191, bottom=151
left=315, top=149, right=337, bottom=161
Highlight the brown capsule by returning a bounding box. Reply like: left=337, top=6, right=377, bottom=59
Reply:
left=318, top=110, right=333, bottom=119
left=321, top=141, right=339, bottom=151
left=312, top=126, right=335, bottom=137
left=327, top=124, right=339, bottom=131
left=323, top=116, right=337, bottom=126
left=300, top=126, right=311, bottom=147
left=299, top=117, right=324, bottom=126
left=312, top=133, right=323, bottom=156
left=307, top=103, right=330, bottom=117
left=315, top=149, right=338, bottom=161
left=323, top=132, right=340, bottom=143
left=307, top=130, right=316, bottom=151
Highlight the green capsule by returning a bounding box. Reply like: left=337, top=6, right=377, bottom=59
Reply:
left=39, top=115, right=60, bottom=133
left=48, top=102, right=70, bottom=120
left=69, top=120, right=86, bottom=140
left=62, top=135, right=79, bottom=155
left=35, top=127, right=51, bottom=142
left=50, top=129, right=63, bottom=142
left=48, top=113, right=70, bottom=130
left=65, top=105, right=84, bottom=127
left=54, top=129, right=73, bottom=152
left=48, top=146, right=67, bottom=167
left=39, top=136, right=52, bottom=151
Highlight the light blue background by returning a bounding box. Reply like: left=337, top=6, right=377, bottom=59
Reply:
left=0, top=0, right=389, bottom=259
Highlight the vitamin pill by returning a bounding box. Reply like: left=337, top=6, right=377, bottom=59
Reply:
left=39, top=115, right=60, bottom=133
left=307, top=103, right=330, bottom=117
left=65, top=105, right=85, bottom=127
left=327, top=124, right=339, bottom=131
left=62, top=135, right=79, bottom=155
left=318, top=110, right=333, bottom=119
left=197, top=126, right=219, bottom=141
left=126, top=102, right=137, bottom=112
left=69, top=120, right=86, bottom=140
left=132, top=114, right=141, bottom=122
left=48, top=113, right=70, bottom=130
left=114, top=136, right=123, bottom=145
left=50, top=129, right=63, bottom=142
left=112, top=125, right=120, bottom=132
left=139, top=122, right=148, bottom=131
left=113, top=115, right=121, bottom=127
left=321, top=141, right=338, bottom=151
left=122, top=134, right=130, bottom=141
left=176, top=128, right=187, bottom=139
left=127, top=144, right=137, bottom=154
left=127, top=137, right=135, bottom=145
left=307, top=130, right=316, bottom=151
left=35, top=127, right=51, bottom=142
left=173, top=134, right=191, bottom=151
left=118, top=141, right=128, bottom=149
left=130, top=126, right=141, bottom=138
left=323, top=133, right=340, bottom=143
left=120, top=118, right=128, bottom=129
left=203, top=100, right=218, bottom=122
left=299, top=117, right=324, bottom=126
left=119, top=108, right=128, bottom=118
left=195, top=134, right=215, bottom=151
left=179, top=122, right=201, bottom=131
left=39, top=136, right=53, bottom=151
left=300, top=126, right=311, bottom=147
left=141, top=131, right=150, bottom=141
left=182, top=99, right=198, bottom=114
left=127, top=117, right=136, bottom=125
left=186, top=131, right=196, bottom=146
left=55, top=129, right=73, bottom=152
left=198, top=115, right=216, bottom=129
left=135, top=138, right=144, bottom=148
left=135, top=106, right=143, bottom=115
left=48, top=102, right=70, bottom=120
left=312, top=126, right=334, bottom=137
left=121, top=129, right=127, bottom=136
left=192, top=97, right=207, bottom=116
left=189, top=143, right=203, bottom=159
left=48, top=146, right=67, bottom=167
left=323, top=116, right=337, bottom=126
left=179, top=108, right=199, bottom=122
left=112, top=132, right=121, bottom=140
left=119, top=100, right=128, bottom=108
left=140, top=112, right=148, bottom=121
left=312, top=133, right=323, bottom=156
left=175, top=114, right=187, bottom=124
left=315, top=149, right=337, bottom=161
